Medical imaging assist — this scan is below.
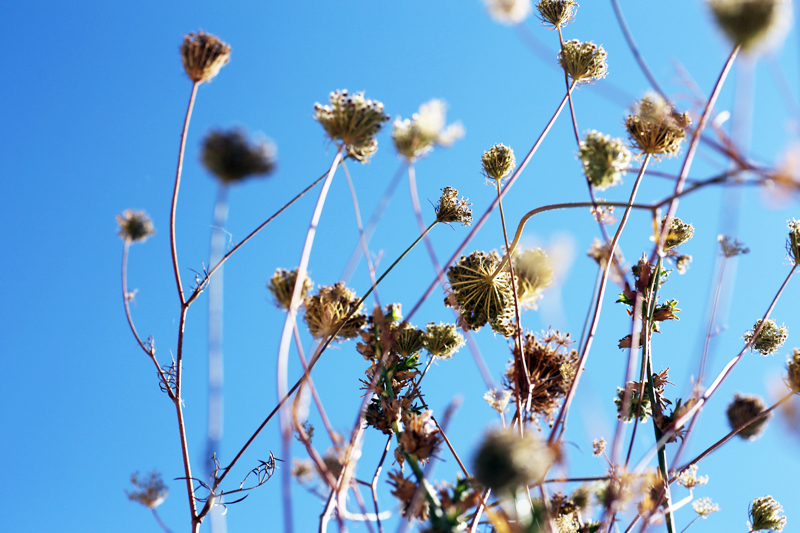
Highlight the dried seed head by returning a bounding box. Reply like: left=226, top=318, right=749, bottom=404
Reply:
left=423, top=322, right=465, bottom=359
left=388, top=470, right=429, bottom=521
left=435, top=187, right=473, bottom=226
left=126, top=471, right=168, bottom=509
left=313, top=90, right=390, bottom=160
left=180, top=31, right=231, bottom=83
left=268, top=268, right=313, bottom=311
left=625, top=95, right=692, bottom=158
left=513, top=248, right=555, bottom=310
left=445, top=250, right=515, bottom=336
left=473, top=428, right=555, bottom=494
left=579, top=131, right=631, bottom=191
left=787, top=218, right=800, bottom=264
left=535, top=0, right=578, bottom=27
left=676, top=465, right=708, bottom=489
left=748, top=495, right=786, bottom=532
left=709, top=0, right=787, bottom=51
left=615, top=382, right=652, bottom=423
left=692, top=497, right=720, bottom=518
left=398, top=410, right=440, bottom=462
left=484, top=0, right=533, bottom=25
left=481, top=143, right=516, bottom=183
left=394, top=324, right=426, bottom=357
left=392, top=99, right=464, bottom=161
left=660, top=216, right=695, bottom=250
left=116, top=210, right=155, bottom=243
left=303, top=282, right=366, bottom=341
left=592, top=438, right=606, bottom=456
left=201, top=128, right=276, bottom=184
left=726, top=392, right=771, bottom=440
left=558, top=40, right=608, bottom=84
left=744, top=318, right=788, bottom=356
left=719, top=234, right=750, bottom=257
left=786, top=348, right=800, bottom=393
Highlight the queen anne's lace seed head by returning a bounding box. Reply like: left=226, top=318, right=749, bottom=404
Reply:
left=535, top=0, right=578, bottom=27
left=579, top=131, right=631, bottom=191
left=709, top=0, right=786, bottom=51
left=117, top=210, right=155, bottom=243
left=786, top=218, right=800, bottom=264
left=748, top=495, right=786, bottom=532
left=268, top=268, right=313, bottom=311
left=513, top=248, right=554, bottom=310
left=303, top=282, right=366, bottom=341
left=744, top=318, right=788, bottom=356
left=661, top=216, right=695, bottom=250
left=201, top=128, right=276, bottom=184
left=692, top=497, right=720, bottom=518
left=482, top=143, right=516, bottom=183
left=558, top=40, right=608, bottom=84
left=786, top=348, right=800, bottom=393
left=473, top=429, right=555, bottom=494
left=726, top=392, right=771, bottom=440
left=435, top=187, right=473, bottom=226
left=625, top=95, right=692, bottom=158
left=392, top=99, right=464, bottom=161
left=313, top=90, right=390, bottom=162
left=180, top=31, right=231, bottom=83
left=423, top=322, right=465, bottom=359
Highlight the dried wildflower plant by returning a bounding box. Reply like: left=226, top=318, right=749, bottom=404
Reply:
left=481, top=143, right=516, bottom=183
left=744, top=318, right=788, bottom=356
left=392, top=99, right=464, bottom=161
left=423, top=322, right=465, bottom=359
left=787, top=218, right=800, bottom=264
left=484, top=0, right=533, bottom=25
left=117, top=210, right=155, bottom=243
left=303, top=282, right=366, bottom=340
left=748, top=495, right=786, bottom=532
left=313, top=89, right=390, bottom=161
left=579, top=130, right=631, bottom=191
left=719, top=234, right=750, bottom=257
left=435, top=187, right=473, bottom=226
left=126, top=470, right=168, bottom=509
left=180, top=31, right=231, bottom=83
left=535, top=0, right=578, bottom=27
left=625, top=95, right=691, bottom=158
left=692, top=497, right=720, bottom=518
left=660, top=216, right=695, bottom=250
left=472, top=428, right=555, bottom=494
left=558, top=39, right=608, bottom=84
left=268, top=268, right=313, bottom=311
left=786, top=348, right=800, bottom=392
left=201, top=128, right=276, bottom=184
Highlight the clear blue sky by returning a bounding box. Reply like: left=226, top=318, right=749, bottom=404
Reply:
left=2, top=1, right=799, bottom=532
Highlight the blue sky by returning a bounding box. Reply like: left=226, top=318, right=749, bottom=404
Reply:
left=3, top=1, right=800, bottom=532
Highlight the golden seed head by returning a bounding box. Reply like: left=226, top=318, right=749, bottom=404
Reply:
left=787, top=218, right=800, bottom=264
left=558, top=39, right=608, bottom=84
left=267, top=268, right=313, bottom=311
left=313, top=90, right=390, bottom=161
left=579, top=130, right=631, bottom=190
left=180, top=31, right=231, bottom=83
left=423, top=322, right=465, bottom=359
left=201, top=128, right=276, bottom=184
left=726, top=392, right=771, bottom=440
left=660, top=216, right=695, bottom=250
left=398, top=410, right=440, bottom=462
left=535, top=0, right=578, bottom=27
left=692, top=497, right=720, bottom=518
left=513, top=248, right=555, bottom=310
left=116, top=209, right=155, bottom=243
left=748, top=495, right=786, bottom=532
left=625, top=95, right=691, bottom=158
left=481, top=143, right=516, bottom=183
left=303, top=282, right=366, bottom=341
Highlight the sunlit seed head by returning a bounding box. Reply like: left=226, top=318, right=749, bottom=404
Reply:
left=435, top=187, right=473, bottom=226
left=313, top=90, right=390, bottom=158
left=180, top=31, right=231, bottom=83
left=692, top=497, right=720, bottom=518
left=513, top=248, right=555, bottom=310
left=303, top=282, right=366, bottom=341
left=126, top=471, right=168, bottom=509
left=660, top=216, right=695, bottom=250
left=748, top=495, right=786, bottom=532
left=744, top=318, right=788, bottom=356
left=558, top=39, right=608, bottom=84
left=116, top=210, right=155, bottom=243
left=484, top=388, right=513, bottom=413
left=267, top=268, right=313, bottom=311
left=786, top=218, right=800, bottom=264
left=625, top=95, right=692, bottom=158
left=726, top=392, right=771, bottom=440
left=676, top=465, right=709, bottom=489
left=535, top=0, right=579, bottom=27
left=786, top=348, right=800, bottom=393
left=393, top=324, right=426, bottom=357
left=423, top=322, right=465, bottom=359
left=392, top=99, right=464, bottom=161
left=481, top=143, right=516, bottom=183
left=579, top=130, right=631, bottom=190
left=719, top=234, right=750, bottom=257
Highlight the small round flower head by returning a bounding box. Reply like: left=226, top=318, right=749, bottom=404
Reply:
left=726, top=392, right=771, bottom=440
left=786, top=348, right=800, bottom=392
left=625, top=95, right=692, bottom=158
left=483, top=0, right=532, bottom=25
left=398, top=410, right=440, bottom=462
left=445, top=250, right=515, bottom=336
left=744, top=318, right=788, bottom=356
left=692, top=497, right=720, bottom=518
left=423, top=322, right=465, bottom=359
left=201, top=128, right=276, bottom=184
left=579, top=131, right=631, bottom=191
left=303, top=282, right=366, bottom=341
left=473, top=428, right=555, bottom=494
left=481, top=143, right=516, bottom=183
left=268, top=268, right=313, bottom=311
left=709, top=0, right=787, bottom=51
left=660, top=216, right=695, bottom=250
left=786, top=218, right=800, bottom=264
left=748, top=495, right=786, bottom=532
left=392, top=99, right=464, bottom=161
left=535, top=0, right=578, bottom=27
left=116, top=210, right=155, bottom=243
left=313, top=90, right=390, bottom=160
left=126, top=471, right=168, bottom=509
left=180, top=31, right=231, bottom=83
left=513, top=248, right=555, bottom=310
left=394, top=324, right=426, bottom=357
left=676, top=465, right=709, bottom=489
left=435, top=187, right=473, bottom=226
left=558, top=40, right=608, bottom=84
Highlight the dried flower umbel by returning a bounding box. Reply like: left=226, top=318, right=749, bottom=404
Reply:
left=484, top=0, right=533, bottom=25
left=726, top=392, right=771, bottom=440
left=435, top=187, right=473, bottom=226
left=392, top=99, right=464, bottom=161
left=692, top=497, right=720, bottom=518
left=744, top=318, right=788, bottom=356
left=709, top=0, right=784, bottom=50
left=473, top=428, right=555, bottom=494
left=268, top=268, right=313, bottom=311
left=117, top=210, right=156, bottom=243
left=558, top=40, right=608, bottom=84
left=625, top=95, right=691, bottom=158
left=719, top=234, right=750, bottom=257
left=398, top=410, right=441, bottom=462
left=748, top=495, right=786, bottom=532
left=513, top=248, right=555, bottom=309
left=201, top=128, right=276, bottom=184
left=786, top=348, right=800, bottom=392
left=535, top=0, right=578, bottom=27
left=303, top=282, right=366, bottom=340
left=313, top=90, right=390, bottom=162
left=787, top=218, right=800, bottom=264
left=423, top=322, right=465, bottom=359
left=126, top=471, right=168, bottom=509
left=660, top=216, right=695, bottom=250
left=481, top=143, right=516, bottom=183
left=180, top=31, right=231, bottom=83
left=676, top=465, right=708, bottom=489
left=579, top=131, right=631, bottom=191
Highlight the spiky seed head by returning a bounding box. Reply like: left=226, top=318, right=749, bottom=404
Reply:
left=535, top=0, right=578, bottom=27
left=473, top=428, right=555, bottom=494
left=786, top=348, right=800, bottom=393
left=392, top=99, right=464, bottom=161
left=126, top=471, right=168, bottom=509
left=268, top=268, right=313, bottom=311
left=481, top=143, right=516, bottom=183
left=201, top=128, right=276, bottom=184
left=180, top=31, right=231, bottom=83
left=313, top=90, right=390, bottom=161
left=709, top=0, right=786, bottom=51
left=303, top=282, right=366, bottom=341
left=787, top=218, right=800, bottom=264
left=748, top=495, right=786, bottom=532
left=625, top=95, right=692, bottom=158
left=579, top=130, right=631, bottom=190
left=660, top=216, right=695, bottom=250
left=726, top=392, right=771, bottom=440
left=116, top=210, right=155, bottom=243
left=423, top=322, right=465, bottom=359
left=513, top=248, right=555, bottom=310
left=744, top=318, right=788, bottom=356
left=483, top=0, right=533, bottom=25
left=435, top=187, right=473, bottom=226
left=558, top=40, right=608, bottom=84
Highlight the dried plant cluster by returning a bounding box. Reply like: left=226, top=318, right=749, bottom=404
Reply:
left=118, top=6, right=800, bottom=533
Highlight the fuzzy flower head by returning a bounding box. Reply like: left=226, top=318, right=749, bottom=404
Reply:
left=513, top=248, right=555, bottom=310
left=481, top=143, right=516, bottom=183
left=710, top=0, right=789, bottom=51
left=535, top=0, right=579, bottom=27
left=744, top=318, right=788, bottom=356
left=423, top=322, right=465, bottom=359
left=726, top=392, right=771, bottom=440
left=473, top=428, right=555, bottom=494
left=692, top=497, right=720, bottom=518
left=558, top=40, right=608, bottom=84
left=676, top=465, right=709, bottom=489
left=625, top=95, right=692, bottom=158
left=303, top=282, right=366, bottom=341
left=201, top=128, right=276, bottom=184
left=786, top=348, right=800, bottom=392
left=313, top=90, right=390, bottom=161
left=435, top=187, right=473, bottom=226
left=787, top=218, right=800, bottom=264
left=392, top=99, right=464, bottom=161
left=660, top=216, right=695, bottom=250
left=126, top=471, right=168, bottom=509
left=116, top=210, right=155, bottom=243
left=180, top=31, right=231, bottom=83
left=445, top=251, right=515, bottom=337
left=484, top=0, right=532, bottom=25
left=268, top=268, right=313, bottom=311
left=748, top=495, right=786, bottom=532
left=579, top=131, right=631, bottom=191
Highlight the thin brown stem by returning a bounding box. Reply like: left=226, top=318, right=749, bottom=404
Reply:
left=343, top=161, right=380, bottom=305
left=293, top=324, right=338, bottom=445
